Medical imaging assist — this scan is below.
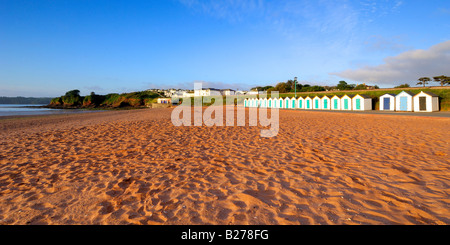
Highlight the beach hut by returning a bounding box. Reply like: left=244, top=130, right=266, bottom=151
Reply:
left=379, top=94, right=396, bottom=111
left=284, top=97, right=291, bottom=109
left=321, top=95, right=331, bottom=110
left=395, top=91, right=415, bottom=112
left=305, top=96, right=313, bottom=109
left=304, top=96, right=313, bottom=109
left=244, top=99, right=248, bottom=107
left=413, top=91, right=439, bottom=112
left=297, top=97, right=305, bottom=109
left=352, top=94, right=372, bottom=111
left=331, top=95, right=342, bottom=110
left=267, top=98, right=273, bottom=108
left=261, top=98, right=267, bottom=108
left=313, top=96, right=322, bottom=109
left=291, top=97, right=297, bottom=109
left=272, top=98, right=279, bottom=108
left=340, top=94, right=353, bottom=110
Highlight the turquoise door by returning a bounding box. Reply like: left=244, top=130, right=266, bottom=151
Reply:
left=324, top=99, right=328, bottom=109
left=279, top=100, right=282, bottom=108
left=356, top=99, right=361, bottom=110
left=292, top=100, right=295, bottom=108
left=334, top=99, right=338, bottom=109
left=344, top=99, right=348, bottom=109
left=307, top=100, right=310, bottom=108
left=400, top=97, right=407, bottom=111
left=315, top=100, right=319, bottom=108
left=286, top=100, right=289, bottom=108
left=244, top=100, right=247, bottom=107
left=269, top=100, right=271, bottom=107
left=299, top=100, right=302, bottom=108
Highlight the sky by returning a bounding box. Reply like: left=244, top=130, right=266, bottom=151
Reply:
left=1, top=0, right=450, bottom=97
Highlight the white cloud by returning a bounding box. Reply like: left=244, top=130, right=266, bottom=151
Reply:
left=330, top=40, right=450, bottom=85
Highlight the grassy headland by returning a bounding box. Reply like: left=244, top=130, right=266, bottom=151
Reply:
left=47, top=90, right=161, bottom=109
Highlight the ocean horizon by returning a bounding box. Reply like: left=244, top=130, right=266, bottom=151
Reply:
left=0, top=104, right=98, bottom=117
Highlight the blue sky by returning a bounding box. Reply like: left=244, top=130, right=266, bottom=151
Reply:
left=1, top=0, right=450, bottom=97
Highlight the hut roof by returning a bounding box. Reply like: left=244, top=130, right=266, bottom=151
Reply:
left=397, top=91, right=415, bottom=97
left=419, top=91, right=439, bottom=97
left=381, top=93, right=396, bottom=97
left=356, top=94, right=372, bottom=99
left=331, top=95, right=344, bottom=98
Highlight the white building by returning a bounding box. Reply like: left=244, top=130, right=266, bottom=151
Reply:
left=313, top=96, right=322, bottom=109
left=340, top=94, right=353, bottom=110
left=194, top=88, right=222, bottom=97
left=395, top=91, right=415, bottom=112
left=221, top=89, right=235, bottom=96
left=352, top=94, right=372, bottom=111
left=379, top=93, right=396, bottom=111
left=297, top=97, right=305, bottom=109
left=413, top=91, right=439, bottom=112
left=321, top=95, right=331, bottom=110
left=331, top=95, right=342, bottom=110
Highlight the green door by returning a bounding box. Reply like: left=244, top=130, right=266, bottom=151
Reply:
left=324, top=99, right=328, bottom=109
left=299, top=100, right=302, bottom=108
left=280, top=100, right=282, bottom=108
left=334, top=99, right=338, bottom=109
left=269, top=100, right=271, bottom=107
left=307, top=100, right=310, bottom=108
left=344, top=99, right=348, bottom=109
left=292, top=100, right=295, bottom=108
left=356, top=99, right=361, bottom=110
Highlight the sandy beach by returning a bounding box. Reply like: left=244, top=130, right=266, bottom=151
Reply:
left=0, top=107, right=449, bottom=225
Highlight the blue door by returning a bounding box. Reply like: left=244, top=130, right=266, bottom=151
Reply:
left=400, top=97, right=407, bottom=111
left=383, top=98, right=390, bottom=110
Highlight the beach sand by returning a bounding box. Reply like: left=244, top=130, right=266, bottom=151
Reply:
left=0, top=107, right=449, bottom=225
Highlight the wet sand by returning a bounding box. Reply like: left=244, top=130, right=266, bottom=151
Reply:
left=0, top=107, right=449, bottom=225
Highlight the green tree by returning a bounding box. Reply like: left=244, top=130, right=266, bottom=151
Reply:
left=336, top=81, right=354, bottom=90
left=395, top=83, right=410, bottom=88
left=433, top=75, right=450, bottom=86
left=354, top=84, right=367, bottom=90
left=417, top=77, right=431, bottom=87
left=65, top=89, right=80, bottom=97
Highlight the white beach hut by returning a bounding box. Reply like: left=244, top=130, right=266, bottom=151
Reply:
left=304, top=96, right=313, bottom=109
left=261, top=98, right=267, bottom=108
left=284, top=97, right=291, bottom=109
left=267, top=98, right=273, bottom=108
left=321, top=95, right=331, bottom=110
left=331, top=95, right=342, bottom=110
left=395, top=91, right=415, bottom=112
left=352, top=94, right=372, bottom=111
left=244, top=99, right=248, bottom=107
left=291, top=97, right=297, bottom=109
left=379, top=93, right=396, bottom=111
left=340, top=94, right=353, bottom=110
left=313, top=96, right=322, bottom=110
left=413, top=91, right=439, bottom=112
left=274, top=98, right=279, bottom=108
left=297, top=97, right=305, bottom=109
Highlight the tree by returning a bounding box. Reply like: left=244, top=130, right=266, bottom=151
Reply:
left=65, top=89, right=80, bottom=97
left=395, top=83, right=410, bottom=88
left=354, top=84, right=367, bottom=90
left=336, top=81, right=354, bottom=90
left=433, top=75, right=450, bottom=86
left=417, top=77, right=431, bottom=87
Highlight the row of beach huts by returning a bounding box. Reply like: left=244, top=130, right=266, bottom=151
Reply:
left=243, top=91, right=440, bottom=112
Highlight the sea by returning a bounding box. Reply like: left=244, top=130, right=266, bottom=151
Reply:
left=0, top=104, right=100, bottom=117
